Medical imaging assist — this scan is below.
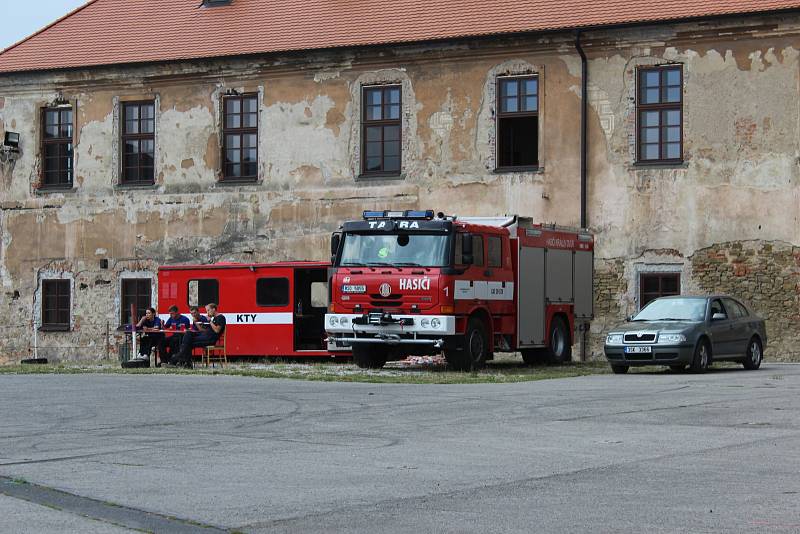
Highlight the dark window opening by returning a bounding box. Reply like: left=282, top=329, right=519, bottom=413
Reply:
left=42, top=279, right=70, bottom=329
left=222, top=94, right=258, bottom=181
left=487, top=236, right=503, bottom=268
left=361, top=85, right=401, bottom=176
left=188, top=279, right=219, bottom=308
left=472, top=236, right=485, bottom=267
left=257, top=278, right=289, bottom=307
left=497, top=76, right=538, bottom=169
left=640, top=273, right=680, bottom=309
left=637, top=66, right=682, bottom=163
left=41, top=107, right=73, bottom=188
left=121, top=278, right=151, bottom=325
left=121, top=101, right=155, bottom=184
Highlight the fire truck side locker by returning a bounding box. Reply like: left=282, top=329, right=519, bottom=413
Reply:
left=516, top=245, right=546, bottom=347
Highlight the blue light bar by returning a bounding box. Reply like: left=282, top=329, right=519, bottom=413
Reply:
left=405, top=210, right=434, bottom=219
left=362, top=209, right=436, bottom=220
left=363, top=210, right=385, bottom=219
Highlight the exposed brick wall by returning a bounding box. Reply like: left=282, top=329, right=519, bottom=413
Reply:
left=589, top=258, right=628, bottom=359
left=690, top=241, right=800, bottom=361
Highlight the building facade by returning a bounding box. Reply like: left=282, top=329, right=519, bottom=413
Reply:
left=1, top=2, right=799, bottom=362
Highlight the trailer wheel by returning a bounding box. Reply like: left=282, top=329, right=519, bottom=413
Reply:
left=445, top=317, right=488, bottom=372
left=352, top=345, right=387, bottom=369
left=546, top=316, right=572, bottom=365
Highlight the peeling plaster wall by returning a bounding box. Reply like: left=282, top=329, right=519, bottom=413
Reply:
left=0, top=14, right=799, bottom=362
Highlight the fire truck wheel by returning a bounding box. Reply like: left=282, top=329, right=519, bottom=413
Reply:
left=546, top=316, right=572, bottom=365
left=352, top=345, right=387, bottom=369
left=445, top=317, right=488, bottom=372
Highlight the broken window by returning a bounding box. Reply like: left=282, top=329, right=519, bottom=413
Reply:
left=222, top=94, right=258, bottom=181
left=361, top=85, right=401, bottom=176
left=42, top=279, right=70, bottom=330
left=121, top=278, right=151, bottom=325
left=637, top=65, right=683, bottom=163
left=41, top=107, right=73, bottom=188
left=121, top=101, right=155, bottom=184
left=639, top=273, right=680, bottom=309
left=497, top=76, right=538, bottom=169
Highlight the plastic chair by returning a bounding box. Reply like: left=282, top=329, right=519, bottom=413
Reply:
left=203, top=332, right=227, bottom=367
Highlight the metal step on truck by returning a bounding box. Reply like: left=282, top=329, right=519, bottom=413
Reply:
left=325, top=210, right=594, bottom=371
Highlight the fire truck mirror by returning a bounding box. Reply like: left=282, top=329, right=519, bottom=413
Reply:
left=330, top=233, right=341, bottom=258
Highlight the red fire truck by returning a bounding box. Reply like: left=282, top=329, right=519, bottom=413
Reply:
left=325, top=210, right=594, bottom=370
left=157, top=262, right=338, bottom=358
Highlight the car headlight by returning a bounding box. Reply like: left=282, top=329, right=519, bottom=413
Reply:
left=658, top=333, right=686, bottom=344
left=430, top=318, right=441, bottom=329
left=606, top=333, right=623, bottom=345
left=329, top=316, right=339, bottom=327
left=420, top=318, right=431, bottom=328
left=339, top=316, right=350, bottom=327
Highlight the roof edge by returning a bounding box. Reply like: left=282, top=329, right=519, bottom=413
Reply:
left=0, top=0, right=99, bottom=56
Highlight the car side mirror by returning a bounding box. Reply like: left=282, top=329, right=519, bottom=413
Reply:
left=330, top=233, right=341, bottom=262
left=712, top=312, right=727, bottom=321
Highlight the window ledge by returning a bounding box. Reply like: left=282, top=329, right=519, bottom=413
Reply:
left=630, top=161, right=688, bottom=170
left=38, top=325, right=71, bottom=332
left=34, top=185, right=76, bottom=195
left=355, top=172, right=405, bottom=182
left=493, top=166, right=544, bottom=174
left=213, top=178, right=262, bottom=187
left=114, top=182, right=158, bottom=190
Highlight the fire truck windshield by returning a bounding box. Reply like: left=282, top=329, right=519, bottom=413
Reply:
left=338, top=233, right=451, bottom=267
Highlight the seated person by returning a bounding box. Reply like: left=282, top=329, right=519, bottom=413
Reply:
left=135, top=307, right=163, bottom=359
left=188, top=306, right=209, bottom=331
left=159, top=305, right=191, bottom=363
left=169, top=303, right=226, bottom=368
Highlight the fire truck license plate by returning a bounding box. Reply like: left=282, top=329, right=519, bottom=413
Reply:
left=342, top=284, right=367, bottom=293
left=624, top=346, right=652, bottom=354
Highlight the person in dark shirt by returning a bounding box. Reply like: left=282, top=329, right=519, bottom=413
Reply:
left=159, top=305, right=191, bottom=364
left=188, top=306, right=209, bottom=332
left=136, top=307, right=163, bottom=359
left=169, top=303, right=226, bottom=368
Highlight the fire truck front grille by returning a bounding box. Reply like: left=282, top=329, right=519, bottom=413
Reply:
left=370, top=293, right=402, bottom=300
left=370, top=300, right=402, bottom=308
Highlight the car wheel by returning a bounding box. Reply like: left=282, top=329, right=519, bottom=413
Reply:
left=352, top=345, right=387, bottom=369
left=445, top=317, right=488, bottom=372
left=669, top=365, right=687, bottom=372
left=742, top=337, right=763, bottom=370
left=546, top=317, right=571, bottom=365
left=611, top=364, right=629, bottom=374
left=689, top=339, right=710, bottom=373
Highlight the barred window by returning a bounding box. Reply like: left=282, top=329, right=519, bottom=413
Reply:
left=640, top=273, right=680, bottom=309
left=121, top=278, right=151, bottom=325
left=121, top=101, right=155, bottom=184
left=41, top=107, right=73, bottom=188
left=42, top=279, right=70, bottom=330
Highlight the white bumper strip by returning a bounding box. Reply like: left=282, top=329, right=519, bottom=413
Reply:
left=325, top=314, right=456, bottom=335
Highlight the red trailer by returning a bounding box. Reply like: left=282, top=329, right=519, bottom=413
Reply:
left=157, top=261, right=340, bottom=358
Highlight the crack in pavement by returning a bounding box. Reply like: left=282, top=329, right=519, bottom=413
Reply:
left=0, top=476, right=228, bottom=533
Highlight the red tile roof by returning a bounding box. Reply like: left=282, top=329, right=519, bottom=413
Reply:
left=1, top=0, right=799, bottom=74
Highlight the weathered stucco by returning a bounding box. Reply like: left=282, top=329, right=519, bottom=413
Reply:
left=1, top=14, right=799, bottom=362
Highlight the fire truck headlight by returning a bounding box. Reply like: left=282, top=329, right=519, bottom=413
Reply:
left=430, top=318, right=441, bottom=329
left=329, top=316, right=339, bottom=327
left=420, top=318, right=431, bottom=328
left=339, top=316, right=350, bottom=327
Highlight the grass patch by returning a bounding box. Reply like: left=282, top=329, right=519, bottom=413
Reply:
left=0, top=355, right=610, bottom=384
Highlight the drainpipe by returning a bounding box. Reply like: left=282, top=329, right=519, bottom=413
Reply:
left=575, top=31, right=588, bottom=230
left=575, top=31, right=589, bottom=362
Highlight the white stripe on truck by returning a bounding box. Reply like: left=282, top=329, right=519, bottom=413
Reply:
left=158, top=312, right=294, bottom=325
left=454, top=281, right=514, bottom=301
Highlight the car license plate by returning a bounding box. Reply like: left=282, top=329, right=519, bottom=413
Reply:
left=624, top=346, right=652, bottom=354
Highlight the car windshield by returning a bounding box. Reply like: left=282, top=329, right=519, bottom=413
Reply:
left=633, top=298, right=706, bottom=322
left=338, top=233, right=450, bottom=267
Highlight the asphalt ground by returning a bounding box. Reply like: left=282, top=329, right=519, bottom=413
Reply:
left=1, top=364, right=798, bottom=533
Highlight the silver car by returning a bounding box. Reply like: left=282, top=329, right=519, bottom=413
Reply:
left=604, top=295, right=767, bottom=374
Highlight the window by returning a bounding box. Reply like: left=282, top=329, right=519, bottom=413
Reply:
left=310, top=282, right=328, bottom=308
left=121, top=101, right=155, bottom=184
left=454, top=234, right=485, bottom=267
left=222, top=94, right=258, bottom=181
left=640, top=273, right=680, bottom=309
left=362, top=85, right=401, bottom=176
left=188, top=279, right=219, bottom=308
left=722, top=298, right=748, bottom=319
left=487, top=236, right=502, bottom=268
left=121, top=278, right=151, bottom=324
left=710, top=299, right=726, bottom=318
left=42, top=279, right=70, bottom=330
left=41, top=107, right=73, bottom=188
left=637, top=66, right=682, bottom=163
left=497, top=76, right=538, bottom=169
left=257, top=278, right=289, bottom=307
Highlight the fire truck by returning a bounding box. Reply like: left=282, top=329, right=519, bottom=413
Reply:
left=325, top=210, right=594, bottom=371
